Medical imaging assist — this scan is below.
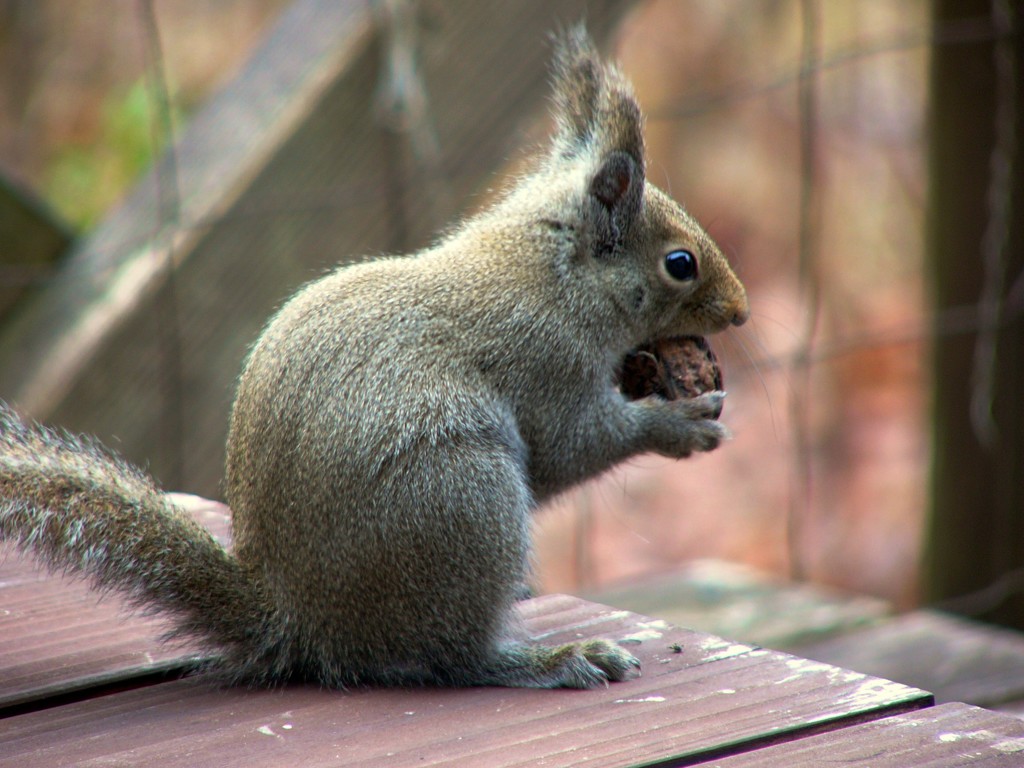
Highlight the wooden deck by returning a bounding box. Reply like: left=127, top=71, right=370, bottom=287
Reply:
left=3, top=505, right=1024, bottom=765
left=588, top=559, right=1024, bottom=715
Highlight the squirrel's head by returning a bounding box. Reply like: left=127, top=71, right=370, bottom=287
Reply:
left=546, top=26, right=749, bottom=344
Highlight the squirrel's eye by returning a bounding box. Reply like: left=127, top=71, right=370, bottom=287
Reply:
left=664, top=250, right=698, bottom=281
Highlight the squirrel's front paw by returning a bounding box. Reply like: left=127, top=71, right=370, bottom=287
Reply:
left=637, top=393, right=730, bottom=458
left=681, top=391, right=726, bottom=421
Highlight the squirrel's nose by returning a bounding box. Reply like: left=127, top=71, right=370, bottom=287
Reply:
left=730, top=302, right=750, bottom=327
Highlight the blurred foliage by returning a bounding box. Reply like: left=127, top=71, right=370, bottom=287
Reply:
left=0, top=1, right=287, bottom=233
left=42, top=78, right=179, bottom=231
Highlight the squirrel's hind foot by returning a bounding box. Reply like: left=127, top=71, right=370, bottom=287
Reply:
left=478, top=639, right=641, bottom=689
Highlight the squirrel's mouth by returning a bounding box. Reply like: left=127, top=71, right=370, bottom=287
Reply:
left=616, top=335, right=723, bottom=407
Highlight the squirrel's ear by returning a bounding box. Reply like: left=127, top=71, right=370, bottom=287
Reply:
left=590, top=150, right=641, bottom=211
left=550, top=25, right=645, bottom=169
left=589, top=150, right=644, bottom=251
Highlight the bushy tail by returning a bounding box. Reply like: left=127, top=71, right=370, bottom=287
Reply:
left=0, top=403, right=272, bottom=676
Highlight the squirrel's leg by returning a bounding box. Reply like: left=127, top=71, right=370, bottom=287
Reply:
left=401, top=422, right=639, bottom=689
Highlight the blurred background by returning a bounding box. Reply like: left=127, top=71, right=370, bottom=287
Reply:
left=0, top=0, right=1020, bottom=634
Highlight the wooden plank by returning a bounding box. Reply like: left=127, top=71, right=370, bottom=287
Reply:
left=0, top=0, right=633, bottom=496
left=587, top=559, right=891, bottom=648
left=708, top=702, right=1024, bottom=767
left=0, top=495, right=230, bottom=713
left=791, top=610, right=1024, bottom=707
left=0, top=594, right=930, bottom=768
left=996, top=700, right=1024, bottom=721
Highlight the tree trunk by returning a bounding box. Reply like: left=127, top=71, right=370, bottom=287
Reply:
left=923, top=0, right=1024, bottom=627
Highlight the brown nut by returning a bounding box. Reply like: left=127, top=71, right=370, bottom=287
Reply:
left=618, top=335, right=723, bottom=416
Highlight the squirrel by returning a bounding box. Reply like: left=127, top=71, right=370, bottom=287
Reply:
left=0, top=27, right=748, bottom=689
